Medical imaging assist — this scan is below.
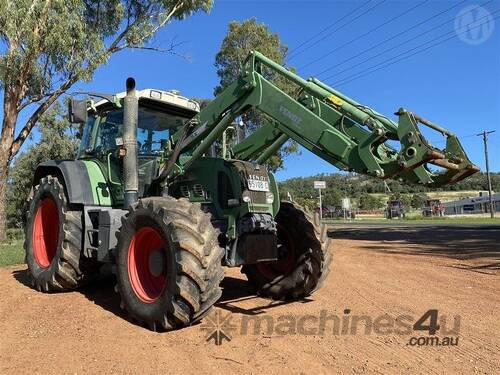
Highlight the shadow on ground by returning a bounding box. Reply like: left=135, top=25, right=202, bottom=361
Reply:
left=11, top=267, right=299, bottom=325
left=215, top=276, right=306, bottom=315
left=329, top=224, right=500, bottom=273
left=12, top=268, right=32, bottom=288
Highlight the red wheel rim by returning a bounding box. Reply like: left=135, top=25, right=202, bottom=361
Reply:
left=32, top=198, right=60, bottom=268
left=257, top=224, right=296, bottom=279
left=128, top=226, right=167, bottom=303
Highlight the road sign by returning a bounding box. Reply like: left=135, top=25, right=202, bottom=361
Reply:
left=341, top=198, right=351, bottom=210
left=314, top=181, right=326, bottom=221
left=314, top=180, right=326, bottom=189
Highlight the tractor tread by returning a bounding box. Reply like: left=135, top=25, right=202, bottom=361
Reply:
left=24, top=175, right=100, bottom=292
left=114, top=196, right=224, bottom=331
left=242, top=201, right=332, bottom=300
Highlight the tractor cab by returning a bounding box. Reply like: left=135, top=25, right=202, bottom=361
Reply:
left=75, top=89, right=199, bottom=204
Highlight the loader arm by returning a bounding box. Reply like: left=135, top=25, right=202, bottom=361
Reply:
left=165, top=51, right=478, bottom=187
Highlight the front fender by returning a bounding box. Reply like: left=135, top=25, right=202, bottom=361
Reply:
left=34, top=160, right=112, bottom=206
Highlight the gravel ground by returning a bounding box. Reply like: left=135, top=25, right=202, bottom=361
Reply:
left=1, top=224, right=498, bottom=374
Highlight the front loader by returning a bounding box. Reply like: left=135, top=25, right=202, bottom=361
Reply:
left=24, top=51, right=478, bottom=331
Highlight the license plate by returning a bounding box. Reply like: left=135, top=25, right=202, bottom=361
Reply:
left=247, top=179, right=269, bottom=192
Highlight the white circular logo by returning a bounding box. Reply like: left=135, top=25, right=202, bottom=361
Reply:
left=455, top=5, right=494, bottom=45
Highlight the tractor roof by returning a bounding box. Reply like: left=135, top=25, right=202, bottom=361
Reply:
left=95, top=88, right=200, bottom=114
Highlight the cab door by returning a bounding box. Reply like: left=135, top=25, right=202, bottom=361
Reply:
left=92, top=110, right=125, bottom=205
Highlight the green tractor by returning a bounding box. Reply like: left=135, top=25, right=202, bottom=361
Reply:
left=24, top=52, right=478, bottom=331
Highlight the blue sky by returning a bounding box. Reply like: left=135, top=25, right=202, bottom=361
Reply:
left=11, top=0, right=500, bottom=180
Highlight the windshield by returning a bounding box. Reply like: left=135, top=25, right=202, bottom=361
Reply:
left=136, top=106, right=186, bottom=155
left=78, top=105, right=189, bottom=157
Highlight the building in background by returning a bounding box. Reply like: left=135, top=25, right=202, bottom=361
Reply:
left=443, top=192, right=500, bottom=215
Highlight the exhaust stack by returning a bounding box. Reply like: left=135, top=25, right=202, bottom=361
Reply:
left=123, top=77, right=139, bottom=208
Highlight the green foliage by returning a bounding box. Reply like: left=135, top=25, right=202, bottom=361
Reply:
left=450, top=172, right=500, bottom=191
left=0, top=0, right=213, bottom=167
left=323, top=189, right=342, bottom=207
left=278, top=172, right=499, bottom=209
left=214, top=18, right=289, bottom=96
left=294, top=197, right=316, bottom=211
left=0, top=0, right=213, bottom=95
left=410, top=193, right=429, bottom=209
left=7, top=103, right=78, bottom=227
left=358, top=193, right=384, bottom=210
left=0, top=0, right=212, bottom=239
left=214, top=18, right=299, bottom=172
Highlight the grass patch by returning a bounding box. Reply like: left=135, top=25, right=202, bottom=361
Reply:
left=0, top=240, right=25, bottom=267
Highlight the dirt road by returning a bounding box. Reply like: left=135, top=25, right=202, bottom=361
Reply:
left=1, top=225, right=499, bottom=374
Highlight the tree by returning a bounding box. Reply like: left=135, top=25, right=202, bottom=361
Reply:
left=214, top=18, right=298, bottom=172
left=411, top=193, right=428, bottom=209
left=358, top=193, right=383, bottom=210
left=294, top=197, right=316, bottom=211
left=0, top=0, right=213, bottom=239
left=323, top=189, right=342, bottom=207
left=7, top=102, right=78, bottom=228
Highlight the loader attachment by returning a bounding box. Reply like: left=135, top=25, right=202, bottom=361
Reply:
left=169, top=51, right=478, bottom=188
left=392, top=109, right=479, bottom=187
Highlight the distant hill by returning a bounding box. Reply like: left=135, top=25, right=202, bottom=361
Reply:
left=278, top=172, right=499, bottom=209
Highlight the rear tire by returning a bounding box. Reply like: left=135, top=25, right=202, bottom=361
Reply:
left=24, top=175, right=99, bottom=292
left=242, top=201, right=332, bottom=300
left=114, top=197, right=224, bottom=331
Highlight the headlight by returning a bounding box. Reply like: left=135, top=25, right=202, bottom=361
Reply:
left=242, top=191, right=251, bottom=203
left=266, top=191, right=274, bottom=204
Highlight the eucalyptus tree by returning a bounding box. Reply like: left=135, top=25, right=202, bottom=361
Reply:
left=214, top=18, right=298, bottom=171
left=0, top=0, right=212, bottom=238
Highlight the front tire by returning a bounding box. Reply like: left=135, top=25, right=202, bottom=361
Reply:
left=25, top=175, right=99, bottom=292
left=114, top=197, right=224, bottom=331
left=242, top=202, right=332, bottom=300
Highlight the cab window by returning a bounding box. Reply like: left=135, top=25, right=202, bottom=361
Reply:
left=77, top=115, right=96, bottom=158
left=94, top=110, right=123, bottom=154
left=81, top=103, right=192, bottom=156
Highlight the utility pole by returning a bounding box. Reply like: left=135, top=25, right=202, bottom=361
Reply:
left=319, top=188, right=323, bottom=221
left=477, top=130, right=496, bottom=218
left=314, top=181, right=326, bottom=221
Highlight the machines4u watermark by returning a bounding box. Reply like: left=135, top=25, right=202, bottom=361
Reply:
left=201, top=308, right=460, bottom=346
left=455, top=5, right=495, bottom=45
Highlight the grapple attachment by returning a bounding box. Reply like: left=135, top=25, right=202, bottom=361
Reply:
left=392, top=109, right=479, bottom=187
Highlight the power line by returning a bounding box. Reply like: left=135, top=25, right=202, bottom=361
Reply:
left=332, top=10, right=500, bottom=86
left=330, top=10, right=500, bottom=87
left=288, top=0, right=373, bottom=58
left=298, top=0, right=429, bottom=71
left=315, top=0, right=472, bottom=78
left=288, top=0, right=386, bottom=61
left=322, top=0, right=492, bottom=81
left=429, top=133, right=479, bottom=145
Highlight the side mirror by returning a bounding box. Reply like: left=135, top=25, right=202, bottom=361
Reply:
left=68, top=98, right=88, bottom=124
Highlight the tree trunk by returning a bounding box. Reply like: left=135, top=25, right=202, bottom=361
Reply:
left=0, top=156, right=9, bottom=242
left=0, top=92, right=20, bottom=242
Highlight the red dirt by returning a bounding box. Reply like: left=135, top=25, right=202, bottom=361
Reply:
left=1, top=225, right=498, bottom=374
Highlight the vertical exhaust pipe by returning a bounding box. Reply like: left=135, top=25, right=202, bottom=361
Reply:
left=123, top=77, right=139, bottom=208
